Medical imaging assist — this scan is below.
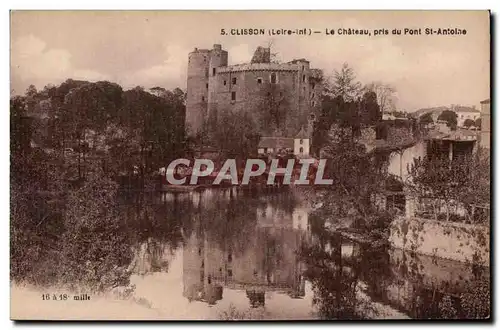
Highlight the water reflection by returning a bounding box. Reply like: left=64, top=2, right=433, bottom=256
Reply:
left=182, top=189, right=311, bottom=308
left=123, top=188, right=488, bottom=319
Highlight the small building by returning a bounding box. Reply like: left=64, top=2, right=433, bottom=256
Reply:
left=426, top=128, right=478, bottom=161
left=258, top=137, right=294, bottom=155
left=294, top=126, right=310, bottom=156
left=258, top=127, right=310, bottom=157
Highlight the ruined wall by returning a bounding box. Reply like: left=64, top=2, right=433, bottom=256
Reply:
left=212, top=61, right=321, bottom=136
left=389, top=216, right=490, bottom=266
left=213, top=68, right=299, bottom=135
left=187, top=45, right=322, bottom=138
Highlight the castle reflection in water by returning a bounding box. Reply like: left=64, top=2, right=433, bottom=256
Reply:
left=177, top=188, right=311, bottom=307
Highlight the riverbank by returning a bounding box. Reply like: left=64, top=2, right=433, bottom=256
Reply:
left=389, top=216, right=490, bottom=266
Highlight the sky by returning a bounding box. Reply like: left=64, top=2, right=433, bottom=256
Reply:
left=10, top=10, right=490, bottom=111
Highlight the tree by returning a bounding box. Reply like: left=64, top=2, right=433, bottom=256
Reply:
left=312, top=95, right=344, bottom=155
left=25, top=84, right=38, bottom=97
left=329, top=63, right=362, bottom=102
left=364, top=82, right=397, bottom=114
left=437, top=110, right=458, bottom=130
left=406, top=154, right=483, bottom=222
left=475, top=118, right=482, bottom=129
left=59, top=170, right=133, bottom=291
left=419, top=112, right=434, bottom=126
left=463, top=118, right=475, bottom=128
left=210, top=109, right=260, bottom=158
left=360, top=90, right=381, bottom=125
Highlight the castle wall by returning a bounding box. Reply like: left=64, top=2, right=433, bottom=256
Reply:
left=187, top=45, right=323, bottom=139
left=186, top=49, right=210, bottom=135
left=207, top=45, right=228, bottom=123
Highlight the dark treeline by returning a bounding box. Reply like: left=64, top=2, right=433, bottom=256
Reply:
left=10, top=80, right=188, bottom=290
left=12, top=80, right=188, bottom=184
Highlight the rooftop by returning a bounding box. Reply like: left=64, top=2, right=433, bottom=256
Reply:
left=258, top=137, right=294, bottom=149
left=426, top=128, right=478, bottom=142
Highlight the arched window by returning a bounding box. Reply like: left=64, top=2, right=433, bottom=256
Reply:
left=257, top=77, right=263, bottom=84
left=299, top=147, right=304, bottom=154
left=299, top=139, right=303, bottom=144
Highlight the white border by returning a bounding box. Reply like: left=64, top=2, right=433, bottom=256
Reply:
left=2, top=1, right=498, bottom=330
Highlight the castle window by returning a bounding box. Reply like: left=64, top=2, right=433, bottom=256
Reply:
left=302, top=74, right=306, bottom=82
left=299, top=147, right=304, bottom=153
left=300, top=139, right=303, bottom=144
left=206, top=83, right=209, bottom=89
left=270, top=73, right=277, bottom=84
left=212, top=68, right=216, bottom=76
left=223, top=80, right=227, bottom=86
left=232, top=77, right=237, bottom=85
left=228, top=269, right=233, bottom=277
left=257, top=78, right=263, bottom=84
left=231, top=91, right=236, bottom=101
left=228, top=253, right=232, bottom=262
left=201, top=96, right=205, bottom=102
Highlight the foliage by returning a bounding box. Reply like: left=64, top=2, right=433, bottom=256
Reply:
left=328, top=63, right=362, bottom=102
left=58, top=171, right=133, bottom=292
left=406, top=153, right=490, bottom=223
left=419, top=112, right=434, bottom=126
left=312, top=90, right=381, bottom=155
left=318, top=129, right=388, bottom=223
left=463, top=118, right=475, bottom=128
left=364, top=82, right=397, bottom=114
left=209, top=108, right=260, bottom=158
left=10, top=79, right=188, bottom=290
left=437, top=110, right=458, bottom=130
left=459, top=277, right=490, bottom=319
left=475, top=118, right=482, bottom=128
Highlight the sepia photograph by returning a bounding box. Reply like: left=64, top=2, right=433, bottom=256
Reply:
left=9, top=10, right=491, bottom=320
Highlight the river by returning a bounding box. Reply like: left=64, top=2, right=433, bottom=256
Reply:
left=11, top=187, right=488, bottom=320
left=116, top=188, right=488, bottom=320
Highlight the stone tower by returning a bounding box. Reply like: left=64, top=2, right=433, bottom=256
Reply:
left=207, top=44, right=228, bottom=126
left=186, top=45, right=228, bottom=137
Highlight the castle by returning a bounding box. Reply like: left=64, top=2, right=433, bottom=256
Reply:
left=186, top=44, right=323, bottom=139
